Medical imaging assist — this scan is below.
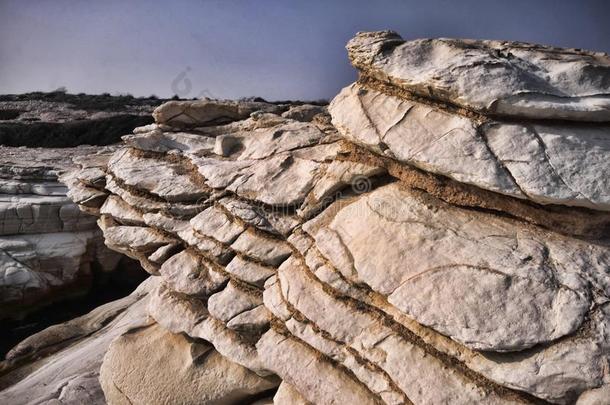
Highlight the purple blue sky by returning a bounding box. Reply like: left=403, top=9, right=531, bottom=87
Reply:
left=1, top=0, right=609, bottom=100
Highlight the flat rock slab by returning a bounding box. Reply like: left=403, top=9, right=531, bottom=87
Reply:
left=348, top=31, right=610, bottom=121
left=330, top=82, right=610, bottom=211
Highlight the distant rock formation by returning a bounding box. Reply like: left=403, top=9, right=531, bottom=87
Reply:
left=0, top=146, right=125, bottom=320
left=0, top=92, right=162, bottom=147
left=6, top=32, right=610, bottom=404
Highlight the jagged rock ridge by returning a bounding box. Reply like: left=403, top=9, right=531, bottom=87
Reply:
left=5, top=33, right=609, bottom=405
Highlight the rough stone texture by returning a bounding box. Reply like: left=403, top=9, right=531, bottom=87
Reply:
left=152, top=98, right=283, bottom=129
left=100, top=322, right=278, bottom=405
left=330, top=82, right=610, bottom=211
left=0, top=277, right=157, bottom=405
left=273, top=381, right=312, bottom=405
left=347, top=31, right=610, bottom=121
left=304, top=183, right=604, bottom=352
left=0, top=146, right=122, bottom=319
left=281, top=104, right=327, bottom=122
left=54, top=34, right=610, bottom=405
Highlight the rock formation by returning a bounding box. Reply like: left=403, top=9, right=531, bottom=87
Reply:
left=0, top=92, right=162, bottom=147
left=0, top=277, right=156, bottom=404
left=0, top=146, right=124, bottom=319
left=14, top=32, right=610, bottom=404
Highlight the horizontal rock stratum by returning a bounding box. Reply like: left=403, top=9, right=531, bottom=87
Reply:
left=0, top=146, right=123, bottom=319
left=8, top=32, right=609, bottom=405
left=347, top=31, right=610, bottom=121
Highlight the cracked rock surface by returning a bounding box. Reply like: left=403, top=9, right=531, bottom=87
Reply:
left=14, top=32, right=610, bottom=405
left=0, top=146, right=123, bottom=319
left=346, top=31, right=610, bottom=121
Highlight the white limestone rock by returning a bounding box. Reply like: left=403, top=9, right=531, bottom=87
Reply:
left=59, top=87, right=610, bottom=405
left=231, top=230, right=292, bottom=267
left=330, top=82, right=610, bottom=211
left=159, top=249, right=228, bottom=296
left=152, top=98, right=282, bottom=128
left=100, top=322, right=278, bottom=405
left=304, top=183, right=606, bottom=352
left=257, top=329, right=383, bottom=405
left=273, top=381, right=312, bottom=405
left=107, top=148, right=207, bottom=202
left=347, top=31, right=610, bottom=121
left=330, top=83, right=523, bottom=197
left=0, top=147, right=122, bottom=317
left=208, top=280, right=263, bottom=323
left=281, top=104, right=327, bottom=122
left=0, top=231, right=120, bottom=317
left=484, top=122, right=610, bottom=210
left=225, top=255, right=276, bottom=287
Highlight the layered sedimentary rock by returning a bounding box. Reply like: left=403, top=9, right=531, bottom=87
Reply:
left=0, top=277, right=279, bottom=405
left=346, top=31, right=610, bottom=121
left=0, top=146, right=124, bottom=319
left=56, top=33, right=610, bottom=405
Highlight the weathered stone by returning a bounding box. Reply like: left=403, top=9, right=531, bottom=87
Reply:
left=273, top=381, right=312, bottom=405
left=225, top=255, right=276, bottom=287
left=152, top=98, right=282, bottom=128
left=0, top=231, right=120, bottom=318
left=159, top=249, right=228, bottom=296
left=231, top=230, right=292, bottom=267
left=101, top=223, right=175, bottom=254
left=0, top=147, right=122, bottom=317
left=208, top=281, right=263, bottom=323
left=57, top=43, right=610, bottom=404
left=347, top=31, right=610, bottom=121
left=304, top=183, right=605, bottom=352
left=219, top=197, right=300, bottom=236
left=100, top=322, right=278, bottom=405
left=276, top=256, right=517, bottom=404
left=484, top=122, right=610, bottom=210
left=330, top=82, right=610, bottom=211
left=226, top=304, right=271, bottom=334
left=99, top=194, right=144, bottom=225
left=0, top=278, right=157, bottom=404
left=123, top=129, right=216, bottom=154
left=190, top=205, right=245, bottom=244
left=107, top=148, right=207, bottom=202
left=257, top=329, right=382, bottom=405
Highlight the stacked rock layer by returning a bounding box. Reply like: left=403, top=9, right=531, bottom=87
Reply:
left=63, top=33, right=610, bottom=404
left=0, top=146, right=122, bottom=318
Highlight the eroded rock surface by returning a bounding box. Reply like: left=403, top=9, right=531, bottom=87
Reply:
left=330, top=82, right=610, bottom=211
left=100, top=322, right=278, bottom=404
left=0, top=277, right=157, bottom=404
left=347, top=31, right=610, bottom=121
left=0, top=146, right=123, bottom=319
left=50, top=34, right=610, bottom=405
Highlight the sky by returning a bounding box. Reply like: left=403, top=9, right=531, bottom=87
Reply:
left=1, top=0, right=609, bottom=101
